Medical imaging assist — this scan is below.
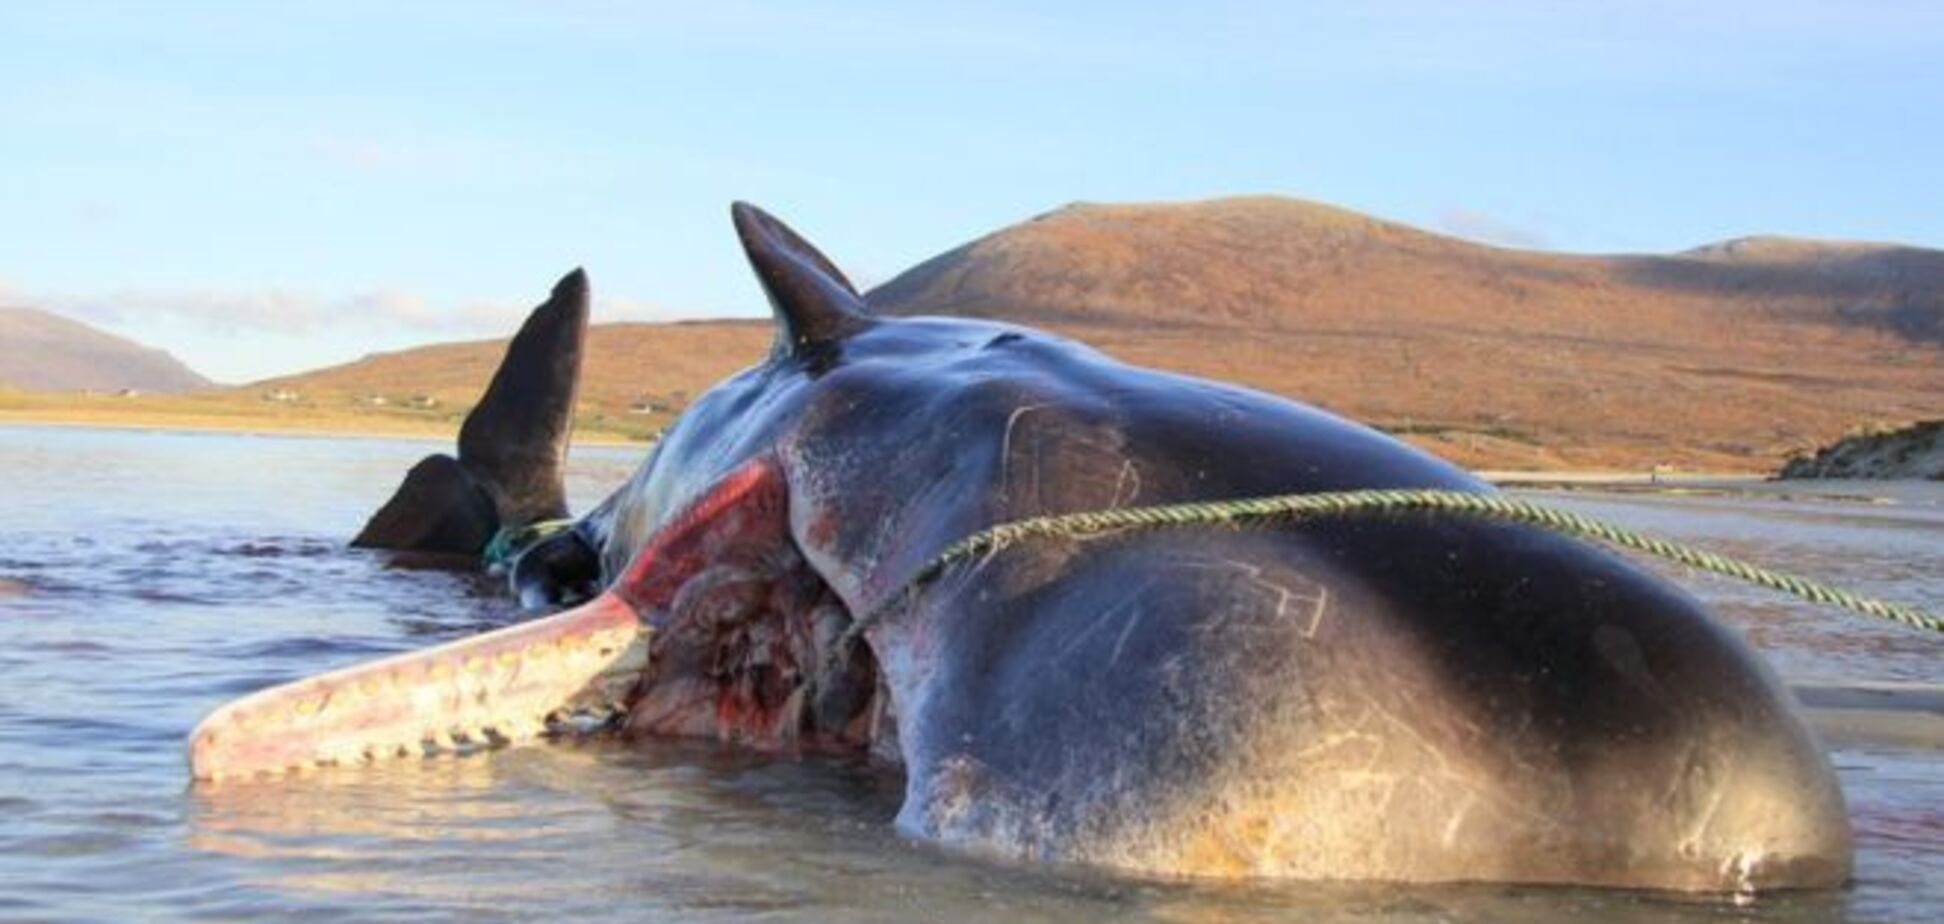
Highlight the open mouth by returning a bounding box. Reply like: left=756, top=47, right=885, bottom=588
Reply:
left=188, top=455, right=887, bottom=782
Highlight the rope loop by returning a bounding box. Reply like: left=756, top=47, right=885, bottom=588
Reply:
left=844, top=488, right=1939, bottom=646
left=481, top=518, right=578, bottom=570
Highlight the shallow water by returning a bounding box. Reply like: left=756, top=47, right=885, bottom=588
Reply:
left=0, top=425, right=1937, bottom=922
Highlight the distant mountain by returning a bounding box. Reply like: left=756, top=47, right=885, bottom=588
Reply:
left=0, top=306, right=210, bottom=393
left=260, top=196, right=1942, bottom=471
left=870, top=197, right=1943, bottom=342
left=865, top=196, right=1942, bottom=469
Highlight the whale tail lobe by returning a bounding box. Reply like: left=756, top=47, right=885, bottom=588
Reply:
left=352, top=269, right=589, bottom=556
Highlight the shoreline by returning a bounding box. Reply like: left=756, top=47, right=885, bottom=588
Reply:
left=5, top=413, right=1779, bottom=480
left=1476, top=470, right=1769, bottom=487
left=0, top=412, right=651, bottom=448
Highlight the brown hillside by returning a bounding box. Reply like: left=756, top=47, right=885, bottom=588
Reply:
left=0, top=306, right=211, bottom=393
left=247, top=320, right=773, bottom=440
left=868, top=198, right=1943, bottom=470
left=237, top=197, right=1940, bottom=471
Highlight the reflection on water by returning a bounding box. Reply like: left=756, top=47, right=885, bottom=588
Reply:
left=0, top=426, right=1937, bottom=922
left=1525, top=485, right=1942, bottom=685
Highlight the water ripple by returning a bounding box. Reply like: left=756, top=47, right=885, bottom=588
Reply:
left=0, top=428, right=1937, bottom=922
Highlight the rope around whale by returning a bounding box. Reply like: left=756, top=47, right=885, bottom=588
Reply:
left=840, top=488, right=1942, bottom=648
left=482, top=518, right=578, bottom=570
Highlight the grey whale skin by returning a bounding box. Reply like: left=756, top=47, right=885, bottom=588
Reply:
left=323, top=204, right=1854, bottom=890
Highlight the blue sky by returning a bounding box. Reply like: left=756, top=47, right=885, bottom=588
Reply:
left=3, top=1, right=1940, bottom=382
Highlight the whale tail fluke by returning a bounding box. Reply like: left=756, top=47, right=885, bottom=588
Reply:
left=350, top=453, right=499, bottom=556
left=352, top=269, right=589, bottom=556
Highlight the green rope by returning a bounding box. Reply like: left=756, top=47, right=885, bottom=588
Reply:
left=846, top=488, right=1940, bottom=643
left=482, top=518, right=577, bottom=569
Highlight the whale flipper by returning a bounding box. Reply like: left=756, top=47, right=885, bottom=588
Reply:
left=350, top=454, right=498, bottom=554
left=352, top=269, right=589, bottom=555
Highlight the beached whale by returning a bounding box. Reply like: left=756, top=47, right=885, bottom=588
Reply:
left=189, top=204, right=1851, bottom=892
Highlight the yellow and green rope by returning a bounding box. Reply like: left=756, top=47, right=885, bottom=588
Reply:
left=849, top=488, right=1939, bottom=640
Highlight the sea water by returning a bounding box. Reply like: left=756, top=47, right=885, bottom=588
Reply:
left=0, top=425, right=1936, bottom=922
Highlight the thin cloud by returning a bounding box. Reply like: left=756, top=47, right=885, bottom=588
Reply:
left=308, top=131, right=553, bottom=180
left=316, top=137, right=400, bottom=172
left=42, top=287, right=429, bottom=334
left=602, top=296, right=690, bottom=322
left=17, top=285, right=692, bottom=338
left=2, top=280, right=710, bottom=383
left=1436, top=207, right=1552, bottom=250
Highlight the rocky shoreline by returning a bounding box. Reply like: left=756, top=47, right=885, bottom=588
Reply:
left=1778, top=419, right=1942, bottom=480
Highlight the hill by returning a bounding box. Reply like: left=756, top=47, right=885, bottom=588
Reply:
left=243, top=321, right=771, bottom=440
left=13, top=196, right=1938, bottom=471
left=0, top=307, right=210, bottom=393
left=867, top=197, right=1942, bottom=469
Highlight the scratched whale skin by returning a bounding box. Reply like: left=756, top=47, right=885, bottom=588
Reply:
left=188, top=203, right=1851, bottom=893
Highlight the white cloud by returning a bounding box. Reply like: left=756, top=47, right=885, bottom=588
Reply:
left=601, top=296, right=689, bottom=323
left=1, top=279, right=715, bottom=383
left=1435, top=208, right=1552, bottom=250
left=10, top=279, right=702, bottom=340
left=35, top=286, right=691, bottom=331
left=307, top=130, right=557, bottom=181
left=316, top=136, right=400, bottom=172
left=37, top=287, right=469, bottom=335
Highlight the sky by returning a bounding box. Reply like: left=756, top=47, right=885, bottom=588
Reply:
left=2, top=1, right=1940, bottom=383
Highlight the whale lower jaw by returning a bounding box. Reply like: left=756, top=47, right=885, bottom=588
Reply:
left=188, top=455, right=885, bottom=782
left=187, top=592, right=649, bottom=781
